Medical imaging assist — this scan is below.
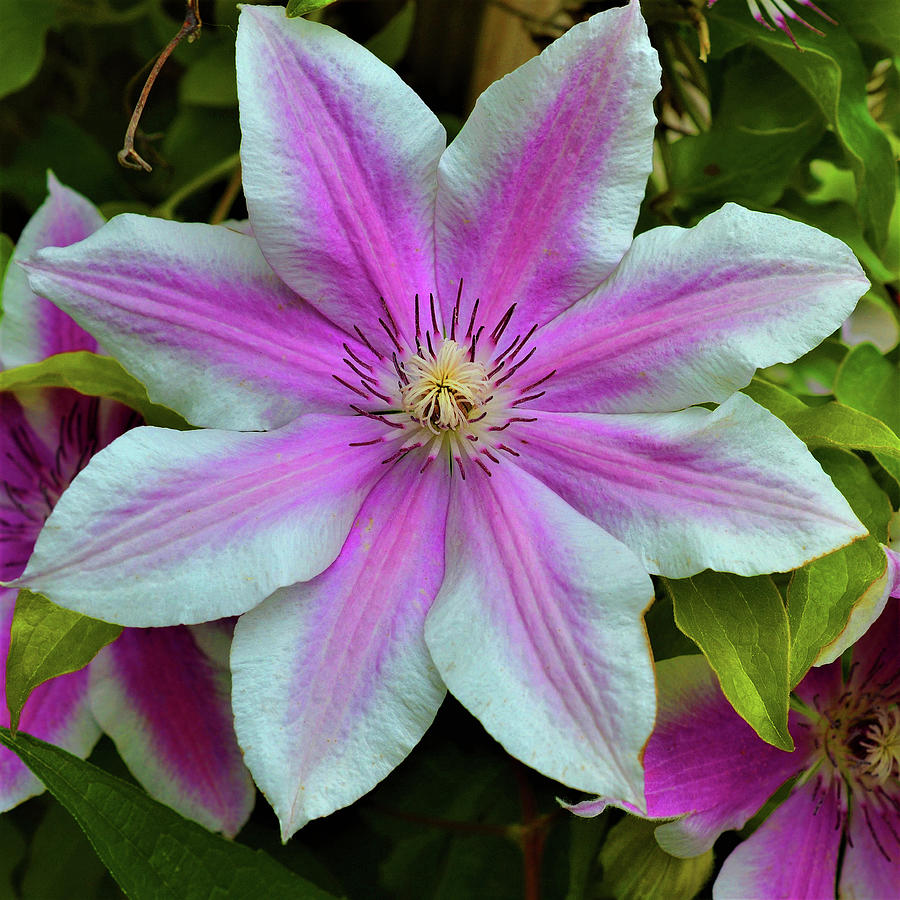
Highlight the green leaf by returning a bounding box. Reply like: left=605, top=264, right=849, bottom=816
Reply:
left=0, top=352, right=190, bottom=430
left=285, top=0, right=338, bottom=18
left=20, top=800, right=113, bottom=900
left=645, top=592, right=702, bottom=662
left=565, top=815, right=608, bottom=900
left=828, top=0, right=900, bottom=56
left=180, top=36, right=238, bottom=108
left=781, top=402, right=900, bottom=459
left=150, top=107, right=240, bottom=203
left=663, top=572, right=792, bottom=750
left=741, top=376, right=807, bottom=418
left=0, top=728, right=338, bottom=900
left=708, top=9, right=898, bottom=250
left=0, top=817, right=26, bottom=897
left=599, top=816, right=713, bottom=900
left=757, top=338, right=847, bottom=399
left=0, top=114, right=128, bottom=211
left=834, top=343, right=900, bottom=486
left=813, top=447, right=893, bottom=542
left=834, top=343, right=900, bottom=434
left=365, top=1, right=416, bottom=67
left=6, top=590, right=122, bottom=732
left=369, top=736, right=525, bottom=900
left=670, top=49, right=825, bottom=208
left=786, top=535, right=886, bottom=687
left=0, top=232, right=15, bottom=315
left=0, top=0, right=59, bottom=99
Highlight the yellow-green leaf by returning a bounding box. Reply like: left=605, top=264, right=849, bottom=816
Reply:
left=663, top=572, right=792, bottom=750
left=6, top=590, right=121, bottom=731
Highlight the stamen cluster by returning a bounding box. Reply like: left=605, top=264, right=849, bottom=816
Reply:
left=798, top=652, right=900, bottom=863
left=335, top=285, right=555, bottom=479
left=401, top=341, right=489, bottom=434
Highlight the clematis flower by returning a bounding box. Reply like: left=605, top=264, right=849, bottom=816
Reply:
left=12, top=2, right=868, bottom=837
left=0, top=175, right=254, bottom=835
left=611, top=568, right=900, bottom=899
left=708, top=0, right=837, bottom=48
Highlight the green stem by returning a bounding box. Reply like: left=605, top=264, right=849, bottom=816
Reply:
left=152, top=152, right=242, bottom=220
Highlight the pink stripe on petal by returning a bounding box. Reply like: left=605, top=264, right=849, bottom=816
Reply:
left=538, top=204, right=868, bottom=414
left=515, top=395, right=864, bottom=578
left=435, top=1, right=659, bottom=328
left=886, top=545, right=900, bottom=597
left=646, top=656, right=812, bottom=857
left=1, top=390, right=138, bottom=582
left=236, top=6, right=444, bottom=337
left=0, top=174, right=103, bottom=369
left=89, top=626, right=254, bottom=836
left=24, top=216, right=354, bottom=431
left=839, top=793, right=900, bottom=899
left=0, top=589, right=99, bottom=812
left=20, top=414, right=389, bottom=626
left=425, top=463, right=655, bottom=807
left=232, top=455, right=448, bottom=839
left=846, top=596, right=900, bottom=690
left=714, top=779, right=841, bottom=899
left=1, top=393, right=60, bottom=581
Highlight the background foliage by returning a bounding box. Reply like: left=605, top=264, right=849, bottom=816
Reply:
left=1, top=0, right=898, bottom=897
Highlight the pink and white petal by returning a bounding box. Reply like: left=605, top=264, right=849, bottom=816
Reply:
left=89, top=626, right=254, bottom=836
left=18, top=414, right=388, bottom=626
left=424, top=463, right=655, bottom=807
left=231, top=456, right=448, bottom=839
left=435, top=1, right=659, bottom=328
left=539, top=204, right=869, bottom=414
left=0, top=588, right=100, bottom=811
left=645, top=656, right=812, bottom=857
left=888, top=545, right=900, bottom=597
left=23, top=216, right=353, bottom=431
left=0, top=173, right=103, bottom=369
left=515, top=393, right=864, bottom=578
left=565, top=797, right=616, bottom=818
left=236, top=6, right=443, bottom=337
left=714, top=779, right=842, bottom=900
left=792, top=655, right=843, bottom=712
left=839, top=795, right=900, bottom=899
left=1, top=391, right=59, bottom=582
left=846, top=595, right=900, bottom=688
left=1, top=390, right=139, bottom=583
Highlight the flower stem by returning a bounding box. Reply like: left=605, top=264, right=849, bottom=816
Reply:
left=119, top=0, right=203, bottom=172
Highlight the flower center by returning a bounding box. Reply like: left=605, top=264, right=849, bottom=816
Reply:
left=335, top=286, right=554, bottom=479
left=852, top=706, right=900, bottom=784
left=401, top=340, right=489, bottom=433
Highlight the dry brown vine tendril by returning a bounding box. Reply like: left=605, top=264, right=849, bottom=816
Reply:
left=118, top=0, right=203, bottom=172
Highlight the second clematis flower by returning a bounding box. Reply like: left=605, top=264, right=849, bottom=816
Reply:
left=0, top=175, right=255, bottom=835
left=621, top=571, right=900, bottom=899
left=13, top=2, right=868, bottom=837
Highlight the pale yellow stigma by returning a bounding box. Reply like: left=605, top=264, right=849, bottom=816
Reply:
left=861, top=706, right=900, bottom=783
left=401, top=339, right=489, bottom=434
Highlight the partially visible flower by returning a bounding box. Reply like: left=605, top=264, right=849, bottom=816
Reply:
left=709, top=0, right=836, bottom=48
left=14, top=3, right=868, bottom=838
left=604, top=567, right=900, bottom=898
left=0, top=175, right=254, bottom=835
